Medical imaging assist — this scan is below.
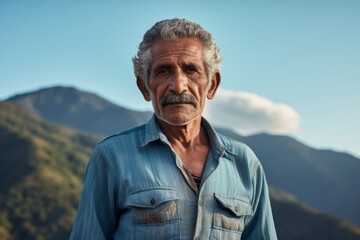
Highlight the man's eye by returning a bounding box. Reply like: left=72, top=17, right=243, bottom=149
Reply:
left=156, top=68, right=171, bottom=75
left=184, top=66, right=198, bottom=74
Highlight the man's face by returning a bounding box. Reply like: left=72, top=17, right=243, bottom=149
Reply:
left=138, top=38, right=219, bottom=126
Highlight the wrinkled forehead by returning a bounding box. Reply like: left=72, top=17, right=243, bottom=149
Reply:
left=150, top=38, right=205, bottom=65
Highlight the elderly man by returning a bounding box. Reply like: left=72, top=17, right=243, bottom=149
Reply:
left=70, top=18, right=277, bottom=239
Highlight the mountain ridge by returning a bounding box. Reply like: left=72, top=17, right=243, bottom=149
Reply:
left=6, top=86, right=360, bottom=226
left=1, top=101, right=360, bottom=239
left=6, top=86, right=153, bottom=136
left=0, top=102, right=98, bottom=239
left=217, top=128, right=360, bottom=226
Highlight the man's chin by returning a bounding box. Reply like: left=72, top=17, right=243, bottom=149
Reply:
left=155, top=113, right=202, bottom=127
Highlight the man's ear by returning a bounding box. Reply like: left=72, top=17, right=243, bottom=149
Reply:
left=136, top=77, right=151, bottom=101
left=207, top=72, right=221, bottom=100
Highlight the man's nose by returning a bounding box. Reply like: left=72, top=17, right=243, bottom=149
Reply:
left=170, top=69, right=188, bottom=94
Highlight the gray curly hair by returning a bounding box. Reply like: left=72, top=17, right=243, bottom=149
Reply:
left=133, top=18, right=222, bottom=87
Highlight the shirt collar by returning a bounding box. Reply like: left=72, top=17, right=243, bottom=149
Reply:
left=200, top=117, right=226, bottom=160
left=140, top=114, right=161, bottom=147
left=140, top=115, right=226, bottom=158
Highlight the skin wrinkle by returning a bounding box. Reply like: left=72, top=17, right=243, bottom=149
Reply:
left=144, top=38, right=216, bottom=127
left=160, top=92, right=197, bottom=108
left=133, top=19, right=222, bottom=86
left=70, top=19, right=277, bottom=240
left=137, top=38, right=221, bottom=177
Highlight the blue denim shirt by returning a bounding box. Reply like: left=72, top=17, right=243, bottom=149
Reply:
left=70, top=115, right=277, bottom=239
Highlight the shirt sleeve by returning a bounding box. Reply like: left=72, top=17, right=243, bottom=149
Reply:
left=69, top=146, right=119, bottom=240
left=242, top=162, right=278, bottom=240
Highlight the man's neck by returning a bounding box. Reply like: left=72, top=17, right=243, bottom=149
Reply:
left=156, top=116, right=209, bottom=149
left=157, top=116, right=210, bottom=178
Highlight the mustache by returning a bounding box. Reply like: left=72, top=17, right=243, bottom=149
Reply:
left=160, top=92, right=197, bottom=107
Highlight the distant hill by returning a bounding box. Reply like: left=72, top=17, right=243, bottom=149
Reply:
left=7, top=86, right=152, bottom=136
left=0, top=102, right=99, bottom=239
left=1, top=101, right=360, bottom=239
left=217, top=128, right=360, bottom=226
left=270, top=187, right=360, bottom=240
left=7, top=86, right=360, bottom=227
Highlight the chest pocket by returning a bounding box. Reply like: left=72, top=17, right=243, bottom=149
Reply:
left=126, top=187, right=180, bottom=239
left=211, top=193, right=254, bottom=240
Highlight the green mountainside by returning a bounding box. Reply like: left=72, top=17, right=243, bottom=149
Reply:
left=8, top=86, right=360, bottom=227
left=270, top=187, right=360, bottom=239
left=216, top=128, right=360, bottom=226
left=7, top=86, right=152, bottom=135
left=1, top=101, right=360, bottom=239
left=0, top=102, right=98, bottom=240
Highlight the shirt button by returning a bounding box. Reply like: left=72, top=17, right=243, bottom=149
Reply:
left=150, top=198, right=156, bottom=205
left=195, top=237, right=200, bottom=240
left=235, top=206, right=239, bottom=212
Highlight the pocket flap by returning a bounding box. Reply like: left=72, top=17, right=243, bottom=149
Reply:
left=214, top=193, right=253, bottom=217
left=127, top=187, right=178, bottom=208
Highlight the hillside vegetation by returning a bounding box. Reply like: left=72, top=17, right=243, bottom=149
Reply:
left=217, top=128, right=360, bottom=226
left=7, top=86, right=152, bottom=135
left=0, top=102, right=98, bottom=240
left=2, top=90, right=360, bottom=239
left=270, top=187, right=360, bottom=239
left=9, top=87, right=360, bottom=226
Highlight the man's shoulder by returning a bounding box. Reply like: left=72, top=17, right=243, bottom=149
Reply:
left=96, top=124, right=147, bottom=150
left=218, top=133, right=255, bottom=157
left=217, top=133, right=261, bottom=172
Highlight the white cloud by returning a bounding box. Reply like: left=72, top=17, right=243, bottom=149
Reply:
left=203, top=88, right=301, bottom=135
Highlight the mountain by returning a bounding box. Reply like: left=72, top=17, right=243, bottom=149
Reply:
left=1, top=101, right=360, bottom=239
left=0, top=102, right=99, bottom=240
left=270, top=187, right=360, bottom=240
left=7, top=86, right=360, bottom=227
left=217, top=128, right=360, bottom=226
left=6, top=86, right=152, bottom=136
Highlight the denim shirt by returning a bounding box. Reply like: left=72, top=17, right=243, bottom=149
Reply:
left=70, top=115, right=277, bottom=240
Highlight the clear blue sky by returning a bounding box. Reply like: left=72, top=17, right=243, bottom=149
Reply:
left=1, top=1, right=359, bottom=157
